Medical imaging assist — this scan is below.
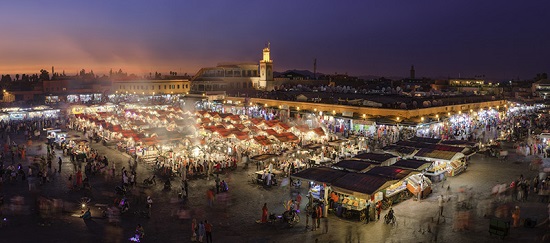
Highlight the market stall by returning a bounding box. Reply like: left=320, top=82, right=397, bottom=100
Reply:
left=414, top=148, right=466, bottom=181
left=365, top=166, right=416, bottom=205
left=332, top=159, right=377, bottom=173
left=352, top=152, right=398, bottom=166
left=330, top=173, right=395, bottom=220
left=381, top=145, right=417, bottom=159
left=392, top=159, right=432, bottom=172
left=406, top=173, right=433, bottom=199
left=290, top=167, right=348, bottom=209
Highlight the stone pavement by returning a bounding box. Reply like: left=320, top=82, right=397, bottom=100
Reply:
left=0, top=129, right=548, bottom=243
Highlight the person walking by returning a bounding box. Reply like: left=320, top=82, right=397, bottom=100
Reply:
left=512, top=206, right=521, bottom=227
left=365, top=202, right=371, bottom=224
left=215, top=175, right=220, bottom=194
left=146, top=196, right=153, bottom=218
left=376, top=201, right=382, bottom=221
left=191, top=218, right=198, bottom=242
left=316, top=204, right=322, bottom=228
left=323, top=214, right=329, bottom=234
left=207, top=189, right=214, bottom=207
left=311, top=205, right=317, bottom=231
left=296, top=193, right=302, bottom=210
left=184, top=179, right=189, bottom=197
left=305, top=204, right=310, bottom=230
left=204, top=220, right=212, bottom=243
left=261, top=203, right=268, bottom=223
left=438, top=195, right=444, bottom=216
left=58, top=157, right=62, bottom=173
left=198, top=221, right=205, bottom=242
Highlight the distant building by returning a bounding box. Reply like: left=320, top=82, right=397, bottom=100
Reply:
left=532, top=79, right=550, bottom=100
left=111, top=79, right=190, bottom=95
left=191, top=45, right=274, bottom=92
left=447, top=78, right=503, bottom=96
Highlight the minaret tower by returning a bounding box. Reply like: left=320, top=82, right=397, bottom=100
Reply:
left=259, top=42, right=273, bottom=83
left=410, top=65, right=415, bottom=79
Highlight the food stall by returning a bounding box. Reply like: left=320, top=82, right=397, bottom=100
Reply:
left=414, top=148, right=466, bottom=182
left=250, top=154, right=279, bottom=171
left=365, top=166, right=416, bottom=206
left=291, top=167, right=348, bottom=214
left=352, top=152, right=398, bottom=166
left=406, top=173, right=433, bottom=199
left=330, top=173, right=395, bottom=221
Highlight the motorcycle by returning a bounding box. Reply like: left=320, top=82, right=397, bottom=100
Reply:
left=118, top=197, right=130, bottom=214
left=143, top=175, right=156, bottom=186
left=115, top=185, right=127, bottom=196
left=269, top=210, right=300, bottom=227
left=384, top=211, right=396, bottom=225
left=129, top=230, right=144, bottom=242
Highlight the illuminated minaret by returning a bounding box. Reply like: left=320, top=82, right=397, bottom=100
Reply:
left=259, top=42, right=273, bottom=82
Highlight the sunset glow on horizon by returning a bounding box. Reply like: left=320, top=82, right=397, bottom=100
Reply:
left=1, top=1, right=548, bottom=79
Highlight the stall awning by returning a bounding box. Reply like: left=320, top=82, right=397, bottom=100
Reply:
left=332, top=160, right=376, bottom=172
left=392, top=159, right=432, bottom=171
left=414, top=148, right=464, bottom=162
left=331, top=173, right=395, bottom=197
left=353, top=153, right=397, bottom=163
left=364, top=166, right=415, bottom=180
left=291, top=167, right=348, bottom=185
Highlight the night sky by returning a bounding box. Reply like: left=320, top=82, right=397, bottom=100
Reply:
left=1, top=1, right=548, bottom=80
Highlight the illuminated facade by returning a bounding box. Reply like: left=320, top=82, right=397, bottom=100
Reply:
left=191, top=44, right=274, bottom=92
left=532, top=79, right=550, bottom=100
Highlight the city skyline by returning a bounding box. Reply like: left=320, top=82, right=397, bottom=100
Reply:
left=0, top=1, right=549, bottom=80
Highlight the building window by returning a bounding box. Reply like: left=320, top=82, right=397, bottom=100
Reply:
left=164, top=85, right=167, bottom=89
left=152, top=85, right=154, bottom=90
left=177, top=85, right=180, bottom=89
left=185, top=84, right=188, bottom=89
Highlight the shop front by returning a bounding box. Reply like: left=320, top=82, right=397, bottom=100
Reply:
left=330, top=173, right=394, bottom=221
left=365, top=166, right=416, bottom=205
left=414, top=148, right=466, bottom=181
left=291, top=167, right=348, bottom=215
left=406, top=173, right=433, bottom=199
